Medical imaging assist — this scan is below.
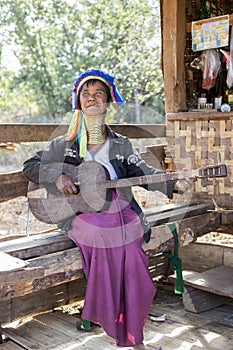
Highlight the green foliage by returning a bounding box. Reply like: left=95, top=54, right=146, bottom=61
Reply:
left=0, top=0, right=164, bottom=123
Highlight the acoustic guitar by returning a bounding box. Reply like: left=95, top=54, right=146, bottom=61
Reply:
left=27, top=161, right=227, bottom=224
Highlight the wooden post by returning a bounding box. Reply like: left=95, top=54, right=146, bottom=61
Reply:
left=161, top=0, right=187, bottom=113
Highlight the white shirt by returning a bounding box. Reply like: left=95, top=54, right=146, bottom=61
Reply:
left=84, top=139, right=118, bottom=180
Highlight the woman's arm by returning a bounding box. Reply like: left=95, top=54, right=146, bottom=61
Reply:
left=23, top=136, right=67, bottom=184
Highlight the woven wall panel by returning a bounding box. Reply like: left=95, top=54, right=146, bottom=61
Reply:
left=166, top=118, right=233, bottom=197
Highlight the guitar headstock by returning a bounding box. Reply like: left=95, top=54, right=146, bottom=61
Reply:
left=198, top=164, right=227, bottom=187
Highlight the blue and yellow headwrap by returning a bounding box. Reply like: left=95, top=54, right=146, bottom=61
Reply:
left=66, top=69, right=125, bottom=157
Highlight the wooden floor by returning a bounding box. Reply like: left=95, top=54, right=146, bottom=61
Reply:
left=1, top=297, right=233, bottom=350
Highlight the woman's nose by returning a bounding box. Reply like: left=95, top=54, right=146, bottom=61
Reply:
left=88, top=93, right=96, bottom=100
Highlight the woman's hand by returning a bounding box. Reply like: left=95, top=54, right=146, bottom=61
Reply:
left=55, top=174, right=79, bottom=194
left=175, top=169, right=196, bottom=193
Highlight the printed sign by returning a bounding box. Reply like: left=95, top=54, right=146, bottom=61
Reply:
left=192, top=15, right=229, bottom=51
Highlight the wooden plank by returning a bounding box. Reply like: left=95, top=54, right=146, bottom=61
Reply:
left=0, top=269, right=84, bottom=303
left=181, top=266, right=233, bottom=298
left=0, top=171, right=28, bottom=203
left=179, top=242, right=225, bottom=272
left=0, top=252, right=27, bottom=272
left=0, top=267, right=44, bottom=284
left=27, top=247, right=82, bottom=276
left=0, top=278, right=87, bottom=324
left=0, top=232, right=75, bottom=259
left=147, top=203, right=214, bottom=226
left=167, top=112, right=233, bottom=121
left=110, top=124, right=166, bottom=138
left=0, top=249, right=84, bottom=302
left=191, top=192, right=233, bottom=211
left=0, top=247, right=82, bottom=285
left=224, top=247, right=233, bottom=267
left=2, top=312, right=155, bottom=350
left=145, top=211, right=222, bottom=254
left=182, top=285, right=232, bottom=313
left=140, top=144, right=166, bottom=169
left=0, top=341, right=23, bottom=350
left=0, top=124, right=68, bottom=143
left=150, top=301, right=233, bottom=348
left=200, top=301, right=233, bottom=327
left=143, top=202, right=184, bottom=216
left=0, top=124, right=166, bottom=143
left=34, top=312, right=86, bottom=337
left=2, top=319, right=77, bottom=350
left=221, top=210, right=233, bottom=225
left=0, top=244, right=83, bottom=302
left=2, top=301, right=233, bottom=350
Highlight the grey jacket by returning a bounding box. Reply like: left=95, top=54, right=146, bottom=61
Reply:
left=23, top=125, right=174, bottom=242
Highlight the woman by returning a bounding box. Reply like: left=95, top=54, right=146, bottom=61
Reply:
left=23, top=69, right=193, bottom=347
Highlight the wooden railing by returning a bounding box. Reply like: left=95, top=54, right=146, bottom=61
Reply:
left=0, top=123, right=166, bottom=142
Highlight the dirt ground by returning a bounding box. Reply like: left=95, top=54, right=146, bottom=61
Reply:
left=0, top=196, right=57, bottom=240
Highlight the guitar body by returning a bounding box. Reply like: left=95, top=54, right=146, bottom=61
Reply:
left=27, top=161, right=111, bottom=224
left=27, top=161, right=227, bottom=224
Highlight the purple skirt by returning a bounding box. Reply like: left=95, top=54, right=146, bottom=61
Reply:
left=68, top=191, right=156, bottom=347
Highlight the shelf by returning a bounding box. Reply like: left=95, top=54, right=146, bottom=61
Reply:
left=167, top=111, right=233, bottom=121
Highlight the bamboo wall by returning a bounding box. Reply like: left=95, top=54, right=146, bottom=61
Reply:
left=166, top=113, right=233, bottom=206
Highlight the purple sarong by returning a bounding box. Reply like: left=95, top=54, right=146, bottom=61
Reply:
left=68, top=191, right=156, bottom=347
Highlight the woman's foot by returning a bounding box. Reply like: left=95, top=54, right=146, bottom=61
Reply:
left=81, top=319, right=91, bottom=331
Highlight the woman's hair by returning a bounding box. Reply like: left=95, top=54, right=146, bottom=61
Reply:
left=76, top=79, right=113, bottom=110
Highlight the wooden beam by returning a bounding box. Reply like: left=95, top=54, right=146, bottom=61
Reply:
left=0, top=171, right=28, bottom=202
left=221, top=210, right=233, bottom=225
left=0, top=124, right=166, bottom=143
left=0, top=248, right=83, bottom=302
left=0, top=278, right=87, bottom=324
left=182, top=285, right=231, bottom=313
left=180, top=266, right=233, bottom=298
left=0, top=252, right=27, bottom=272
left=146, top=203, right=214, bottom=227
left=162, top=0, right=186, bottom=113
left=0, top=232, right=75, bottom=260
left=145, top=210, right=222, bottom=254
left=167, top=112, right=233, bottom=121
left=179, top=242, right=233, bottom=272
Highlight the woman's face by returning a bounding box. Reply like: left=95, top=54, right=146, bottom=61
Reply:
left=79, top=80, right=108, bottom=116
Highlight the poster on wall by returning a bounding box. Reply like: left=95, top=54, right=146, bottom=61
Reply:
left=192, top=15, right=229, bottom=51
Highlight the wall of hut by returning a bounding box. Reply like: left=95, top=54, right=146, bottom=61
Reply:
left=161, top=0, right=233, bottom=208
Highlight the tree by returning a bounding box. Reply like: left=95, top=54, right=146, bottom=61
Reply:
left=0, top=0, right=164, bottom=123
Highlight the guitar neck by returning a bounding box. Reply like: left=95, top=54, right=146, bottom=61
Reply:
left=104, top=170, right=199, bottom=189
